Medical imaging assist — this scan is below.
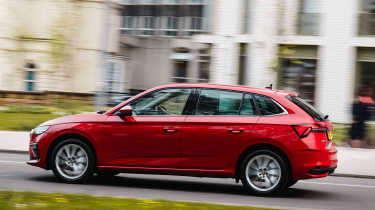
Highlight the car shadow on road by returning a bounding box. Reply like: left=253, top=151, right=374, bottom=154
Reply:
left=29, top=174, right=335, bottom=199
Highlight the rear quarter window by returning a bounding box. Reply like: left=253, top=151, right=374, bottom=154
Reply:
left=254, top=94, right=286, bottom=116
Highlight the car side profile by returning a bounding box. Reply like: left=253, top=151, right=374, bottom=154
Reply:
left=27, top=83, right=337, bottom=195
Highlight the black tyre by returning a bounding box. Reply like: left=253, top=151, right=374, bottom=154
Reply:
left=240, top=149, right=290, bottom=195
left=287, top=180, right=298, bottom=188
left=51, top=138, right=95, bottom=183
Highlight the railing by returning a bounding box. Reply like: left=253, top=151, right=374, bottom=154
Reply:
left=359, top=13, right=375, bottom=36
left=297, top=13, right=320, bottom=36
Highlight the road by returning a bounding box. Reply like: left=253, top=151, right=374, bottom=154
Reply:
left=1, top=152, right=375, bottom=210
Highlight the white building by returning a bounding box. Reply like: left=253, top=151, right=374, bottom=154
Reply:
left=119, top=0, right=375, bottom=123
left=1, top=0, right=374, bottom=123
left=0, top=0, right=123, bottom=94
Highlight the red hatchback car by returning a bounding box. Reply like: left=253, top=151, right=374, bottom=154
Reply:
left=27, top=83, right=337, bottom=195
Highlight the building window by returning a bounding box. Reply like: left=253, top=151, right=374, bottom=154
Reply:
left=24, top=63, right=36, bottom=92
left=165, top=16, right=178, bottom=36
left=359, top=0, right=375, bottom=35
left=142, top=16, right=155, bottom=35
left=238, top=43, right=248, bottom=85
left=279, top=59, right=317, bottom=105
left=173, top=61, right=188, bottom=83
left=197, top=48, right=210, bottom=82
left=298, top=0, right=320, bottom=35
left=278, top=45, right=318, bottom=105
left=356, top=48, right=375, bottom=96
left=188, top=17, right=203, bottom=35
left=121, top=16, right=133, bottom=35
left=121, top=3, right=207, bottom=37
left=106, top=60, right=125, bottom=94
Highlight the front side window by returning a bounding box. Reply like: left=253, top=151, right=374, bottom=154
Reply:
left=129, top=88, right=192, bottom=116
left=195, top=89, right=243, bottom=115
left=254, top=94, right=285, bottom=116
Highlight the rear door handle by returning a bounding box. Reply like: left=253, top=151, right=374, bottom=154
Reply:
left=163, top=127, right=178, bottom=133
left=228, top=128, right=244, bottom=134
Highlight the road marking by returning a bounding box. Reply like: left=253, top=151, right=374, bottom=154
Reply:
left=0, top=160, right=25, bottom=164
left=300, top=181, right=375, bottom=189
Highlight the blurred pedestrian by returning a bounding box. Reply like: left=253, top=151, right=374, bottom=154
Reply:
left=349, top=86, right=375, bottom=148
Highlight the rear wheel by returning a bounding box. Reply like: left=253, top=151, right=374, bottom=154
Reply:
left=51, top=139, right=95, bottom=183
left=287, top=180, right=298, bottom=188
left=240, top=149, right=290, bottom=195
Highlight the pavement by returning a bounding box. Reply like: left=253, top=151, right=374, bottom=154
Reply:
left=1, top=152, right=375, bottom=210
left=1, top=130, right=375, bottom=178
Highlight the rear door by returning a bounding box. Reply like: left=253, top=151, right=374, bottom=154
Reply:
left=181, top=89, right=259, bottom=170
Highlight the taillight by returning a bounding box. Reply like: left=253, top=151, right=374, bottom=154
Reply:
left=292, top=124, right=328, bottom=139
left=292, top=125, right=313, bottom=138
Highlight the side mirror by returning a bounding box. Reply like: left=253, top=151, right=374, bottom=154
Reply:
left=118, top=105, right=133, bottom=117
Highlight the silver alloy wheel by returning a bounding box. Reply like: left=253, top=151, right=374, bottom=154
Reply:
left=245, top=154, right=282, bottom=192
left=55, top=144, right=89, bottom=180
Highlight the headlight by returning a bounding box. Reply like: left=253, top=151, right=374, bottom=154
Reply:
left=31, top=125, right=50, bottom=135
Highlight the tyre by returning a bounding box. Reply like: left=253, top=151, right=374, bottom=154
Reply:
left=51, top=138, right=95, bottom=183
left=240, top=149, right=290, bottom=195
left=287, top=180, right=298, bottom=188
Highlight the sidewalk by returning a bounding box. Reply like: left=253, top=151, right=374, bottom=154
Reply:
left=1, top=131, right=375, bottom=178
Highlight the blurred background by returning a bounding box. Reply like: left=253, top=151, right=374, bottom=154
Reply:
left=0, top=0, right=374, bottom=146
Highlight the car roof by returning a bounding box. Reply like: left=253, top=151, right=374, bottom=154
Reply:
left=154, top=83, right=297, bottom=97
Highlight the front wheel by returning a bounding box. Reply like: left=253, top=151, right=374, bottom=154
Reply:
left=51, top=139, right=95, bottom=183
left=240, top=149, right=290, bottom=195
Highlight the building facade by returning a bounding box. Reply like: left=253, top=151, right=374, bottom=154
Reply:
left=0, top=0, right=123, bottom=94
left=119, top=0, right=375, bottom=123
left=1, top=0, right=375, bottom=123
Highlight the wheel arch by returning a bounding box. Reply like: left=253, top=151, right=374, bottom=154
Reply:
left=45, top=133, right=98, bottom=170
left=235, top=143, right=293, bottom=182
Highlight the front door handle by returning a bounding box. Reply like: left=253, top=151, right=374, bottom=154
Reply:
left=228, top=128, right=244, bottom=134
left=163, top=127, right=178, bottom=133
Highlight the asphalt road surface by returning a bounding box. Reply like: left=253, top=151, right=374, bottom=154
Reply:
left=1, top=152, right=375, bottom=210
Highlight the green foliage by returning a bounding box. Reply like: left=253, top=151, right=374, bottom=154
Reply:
left=0, top=191, right=275, bottom=210
left=0, top=100, right=95, bottom=131
left=0, top=113, right=60, bottom=131
left=332, top=123, right=350, bottom=146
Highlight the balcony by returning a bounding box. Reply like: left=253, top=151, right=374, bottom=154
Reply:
left=359, top=13, right=375, bottom=36
left=297, top=13, right=320, bottom=36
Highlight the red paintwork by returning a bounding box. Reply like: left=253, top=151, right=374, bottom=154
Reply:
left=27, top=83, right=337, bottom=181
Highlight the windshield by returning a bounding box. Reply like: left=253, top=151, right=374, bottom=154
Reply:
left=287, top=96, right=327, bottom=121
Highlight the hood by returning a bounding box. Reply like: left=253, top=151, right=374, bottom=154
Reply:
left=40, top=113, right=108, bottom=126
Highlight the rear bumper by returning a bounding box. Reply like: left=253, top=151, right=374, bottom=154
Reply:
left=292, top=145, right=338, bottom=179
left=308, top=166, right=336, bottom=175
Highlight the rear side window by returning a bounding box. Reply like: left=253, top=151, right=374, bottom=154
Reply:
left=287, top=96, right=326, bottom=121
left=196, top=89, right=243, bottom=115
left=240, top=94, right=257, bottom=116
left=254, top=94, right=285, bottom=116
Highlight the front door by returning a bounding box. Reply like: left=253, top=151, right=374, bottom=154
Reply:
left=181, top=89, right=259, bottom=170
left=103, top=88, right=193, bottom=168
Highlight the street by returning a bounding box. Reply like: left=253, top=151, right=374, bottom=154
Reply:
left=1, top=152, right=375, bottom=210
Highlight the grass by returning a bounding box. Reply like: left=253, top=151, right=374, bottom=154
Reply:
left=0, top=113, right=61, bottom=131
left=0, top=191, right=274, bottom=210
left=0, top=100, right=96, bottom=131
